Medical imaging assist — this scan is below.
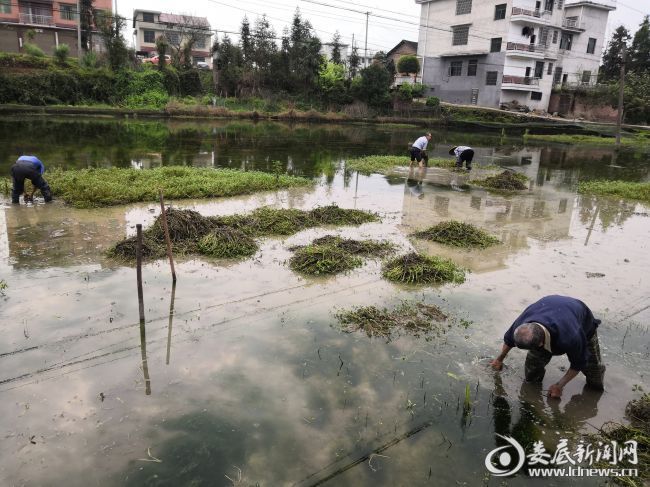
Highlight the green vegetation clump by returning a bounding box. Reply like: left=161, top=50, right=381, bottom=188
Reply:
left=526, top=133, right=650, bottom=148
left=309, top=205, right=379, bottom=225
left=412, top=221, right=500, bottom=249
left=346, top=155, right=455, bottom=175
left=336, top=301, right=448, bottom=340
left=471, top=171, right=528, bottom=191
left=109, top=206, right=379, bottom=262
left=382, top=252, right=466, bottom=285
left=578, top=180, right=650, bottom=203
left=0, top=279, right=7, bottom=296
left=289, top=244, right=363, bottom=275
left=43, top=166, right=313, bottom=208
left=197, top=228, right=258, bottom=258
left=306, top=235, right=395, bottom=256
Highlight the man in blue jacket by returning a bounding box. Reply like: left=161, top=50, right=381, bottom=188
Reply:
left=10, top=155, right=52, bottom=204
left=490, top=295, right=605, bottom=398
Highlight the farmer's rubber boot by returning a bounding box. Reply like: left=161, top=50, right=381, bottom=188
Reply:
left=42, top=185, right=53, bottom=203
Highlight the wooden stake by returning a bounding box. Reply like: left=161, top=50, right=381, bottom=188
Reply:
left=159, top=190, right=177, bottom=282
left=136, top=223, right=151, bottom=395
left=166, top=281, right=176, bottom=365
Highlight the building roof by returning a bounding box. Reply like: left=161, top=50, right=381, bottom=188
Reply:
left=133, top=10, right=210, bottom=30
left=386, top=40, right=418, bottom=58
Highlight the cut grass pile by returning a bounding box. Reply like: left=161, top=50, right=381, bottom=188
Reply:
left=288, top=235, right=396, bottom=276
left=345, top=155, right=456, bottom=175
left=382, top=252, right=466, bottom=285
left=412, top=221, right=500, bottom=249
left=471, top=170, right=528, bottom=191
left=578, top=180, right=650, bottom=203
left=589, top=394, right=649, bottom=486
left=38, top=166, right=313, bottom=208
left=336, top=301, right=449, bottom=340
left=108, top=205, right=379, bottom=261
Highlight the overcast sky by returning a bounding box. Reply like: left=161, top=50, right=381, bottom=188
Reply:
left=115, top=0, right=648, bottom=53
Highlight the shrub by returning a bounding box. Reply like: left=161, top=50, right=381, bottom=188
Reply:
left=80, top=52, right=98, bottom=68
left=411, top=83, right=426, bottom=98
left=426, top=96, right=440, bottom=107
left=396, top=83, right=413, bottom=102
left=23, top=43, right=45, bottom=57
left=124, top=89, right=169, bottom=108
left=54, top=44, right=70, bottom=65
left=179, top=69, right=203, bottom=97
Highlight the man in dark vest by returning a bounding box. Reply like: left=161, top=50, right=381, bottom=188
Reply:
left=490, top=295, right=605, bottom=398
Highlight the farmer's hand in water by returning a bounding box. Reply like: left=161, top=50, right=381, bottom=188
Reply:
left=548, top=384, right=563, bottom=398
left=490, top=359, right=503, bottom=371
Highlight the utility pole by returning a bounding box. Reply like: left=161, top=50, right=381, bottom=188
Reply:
left=76, top=0, right=82, bottom=57
left=364, top=11, right=369, bottom=67
left=615, top=44, right=626, bottom=149
left=114, top=0, right=119, bottom=31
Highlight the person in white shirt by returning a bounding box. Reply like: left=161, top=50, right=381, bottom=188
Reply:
left=449, top=146, right=474, bottom=170
left=409, top=133, right=432, bottom=168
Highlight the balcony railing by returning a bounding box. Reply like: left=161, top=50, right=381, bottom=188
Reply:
left=562, top=18, right=586, bottom=30
left=502, top=75, right=540, bottom=86
left=19, top=13, right=55, bottom=26
left=512, top=7, right=541, bottom=17
left=506, top=42, right=544, bottom=53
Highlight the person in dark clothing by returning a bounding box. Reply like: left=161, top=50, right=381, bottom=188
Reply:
left=490, top=295, right=605, bottom=399
left=449, top=146, right=474, bottom=170
left=10, top=155, right=52, bottom=204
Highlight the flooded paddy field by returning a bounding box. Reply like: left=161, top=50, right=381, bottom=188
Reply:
left=0, top=117, right=649, bottom=486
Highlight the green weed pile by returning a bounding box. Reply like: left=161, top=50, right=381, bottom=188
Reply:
left=40, top=166, right=313, bottom=208
left=382, top=252, right=466, bottom=285
left=109, top=205, right=379, bottom=262
left=336, top=301, right=449, bottom=340
left=288, top=235, right=395, bottom=276
left=471, top=171, right=528, bottom=191
left=412, top=221, right=500, bottom=249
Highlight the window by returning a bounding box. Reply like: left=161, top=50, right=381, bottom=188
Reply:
left=142, top=12, right=154, bottom=23
left=552, top=30, right=558, bottom=44
left=490, top=37, right=502, bottom=52
left=587, top=37, right=597, bottom=54
left=166, top=32, right=180, bottom=45
left=559, top=32, right=573, bottom=50
left=534, top=61, right=544, bottom=79
left=544, top=0, right=554, bottom=12
left=449, top=61, right=463, bottom=76
left=547, top=62, right=553, bottom=75
left=456, top=0, right=472, bottom=15
left=195, top=36, right=206, bottom=49
left=553, top=66, right=563, bottom=84
left=540, top=27, right=549, bottom=47
left=486, top=71, right=498, bottom=85
left=60, top=4, right=75, bottom=20
left=452, top=25, right=470, bottom=45
left=0, top=0, right=11, bottom=14
left=581, top=70, right=592, bottom=84
left=494, top=4, right=506, bottom=20
left=194, top=56, right=205, bottom=63
left=467, top=59, right=478, bottom=76
left=531, top=91, right=543, bottom=101
left=143, top=30, right=155, bottom=43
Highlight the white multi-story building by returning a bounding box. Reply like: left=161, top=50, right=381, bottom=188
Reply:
left=415, top=0, right=616, bottom=110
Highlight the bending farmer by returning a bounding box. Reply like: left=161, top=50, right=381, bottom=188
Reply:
left=410, top=133, right=432, bottom=168
left=11, top=155, right=52, bottom=204
left=449, top=146, right=474, bottom=170
left=490, top=295, right=605, bottom=398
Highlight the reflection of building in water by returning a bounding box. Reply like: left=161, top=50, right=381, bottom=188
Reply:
left=131, top=149, right=216, bottom=169
left=3, top=206, right=127, bottom=269
left=401, top=166, right=574, bottom=273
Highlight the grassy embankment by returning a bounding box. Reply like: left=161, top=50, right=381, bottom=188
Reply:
left=3, top=166, right=313, bottom=208
left=578, top=180, right=650, bottom=203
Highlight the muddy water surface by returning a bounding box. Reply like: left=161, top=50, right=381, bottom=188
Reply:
left=0, top=118, right=649, bottom=486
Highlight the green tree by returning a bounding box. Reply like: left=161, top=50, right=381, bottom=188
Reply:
left=600, top=26, right=631, bottom=81
left=330, top=31, right=343, bottom=64
left=318, top=60, right=348, bottom=106
left=348, top=45, right=360, bottom=79
left=397, top=55, right=420, bottom=82
left=623, top=71, right=650, bottom=124
left=155, top=36, right=169, bottom=70
left=252, top=15, right=277, bottom=88
left=629, top=15, right=650, bottom=74
left=352, top=63, right=392, bottom=109
left=96, top=12, right=128, bottom=71
left=217, top=34, right=243, bottom=97
left=240, top=16, right=254, bottom=66
left=288, top=9, right=322, bottom=92
left=80, top=0, right=95, bottom=52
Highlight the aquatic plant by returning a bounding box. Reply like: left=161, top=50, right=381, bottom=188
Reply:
left=309, top=205, right=379, bottom=225
left=306, top=235, right=395, bottom=256
left=197, top=228, right=258, bottom=258
left=345, top=155, right=455, bottom=175
left=289, top=244, right=362, bottom=275
left=471, top=170, right=528, bottom=191
left=382, top=252, right=466, bottom=285
left=41, top=166, right=313, bottom=208
left=335, top=301, right=448, bottom=340
left=578, top=180, right=650, bottom=203
left=412, top=221, right=500, bottom=249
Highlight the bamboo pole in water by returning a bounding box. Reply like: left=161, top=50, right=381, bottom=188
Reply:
left=159, top=190, right=177, bottom=282
left=136, top=224, right=151, bottom=395
left=166, top=281, right=176, bottom=365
